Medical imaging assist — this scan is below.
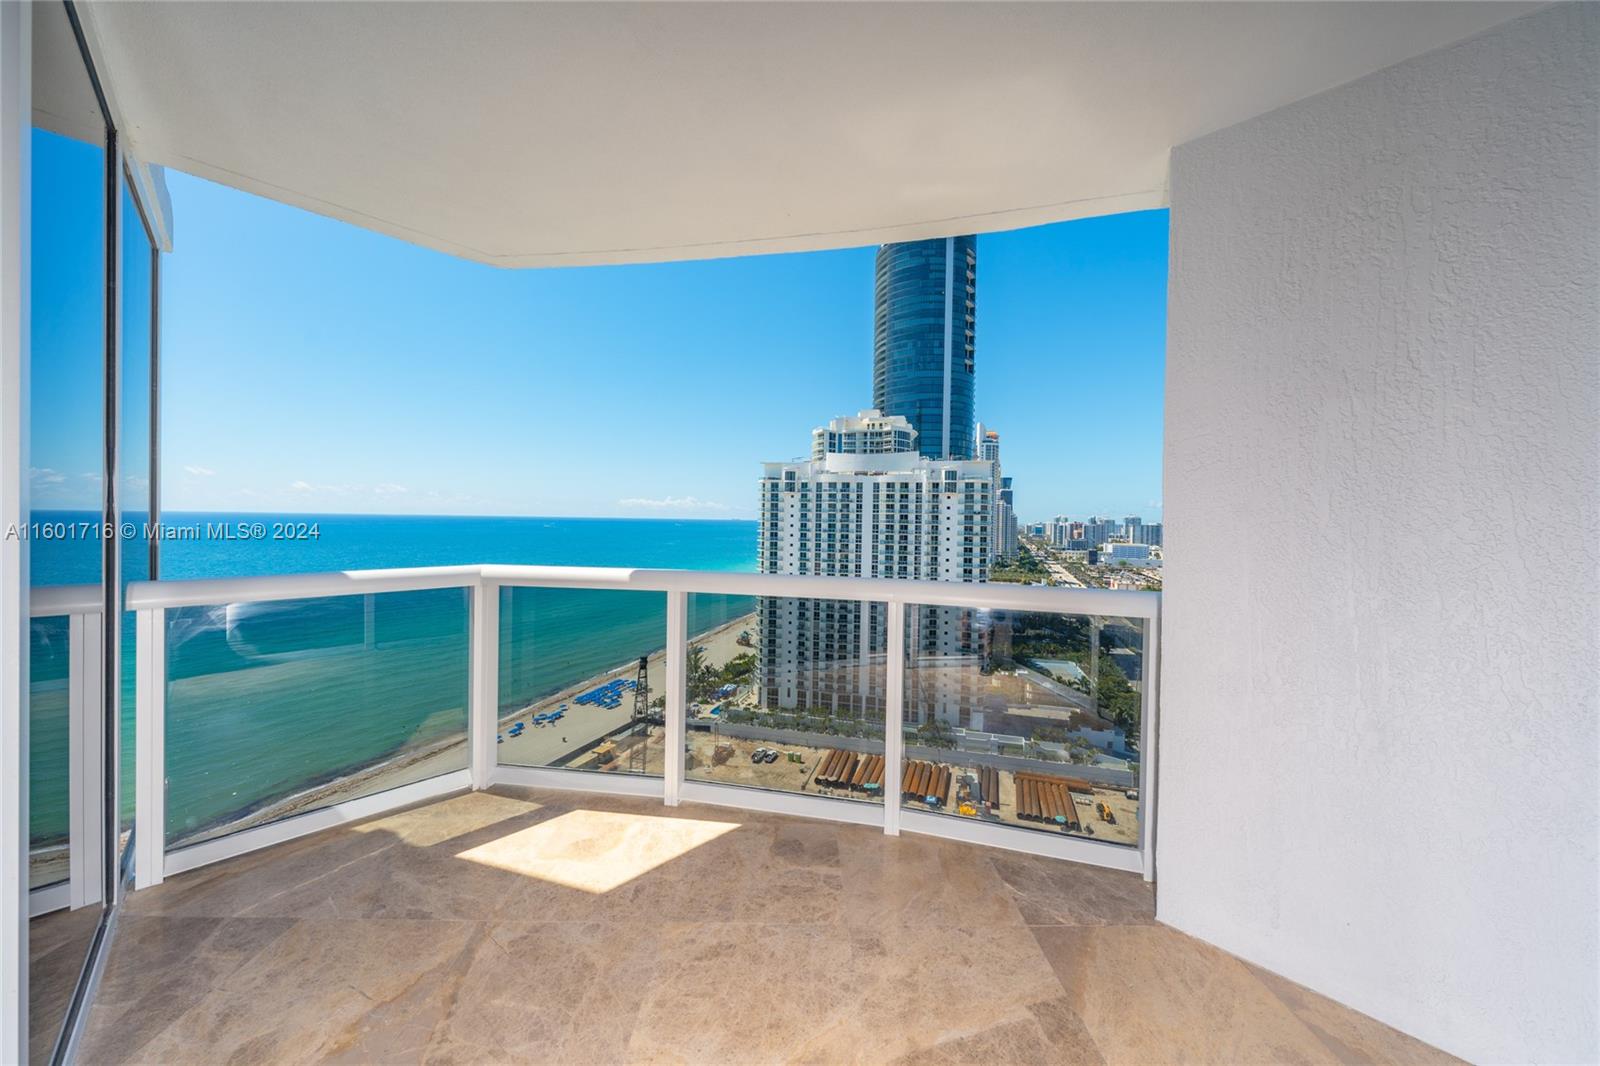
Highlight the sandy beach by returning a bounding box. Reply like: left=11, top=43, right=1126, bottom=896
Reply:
left=494, top=612, right=754, bottom=770
left=170, top=613, right=757, bottom=849
left=29, top=846, right=69, bottom=892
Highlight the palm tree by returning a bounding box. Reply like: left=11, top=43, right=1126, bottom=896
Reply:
left=686, top=644, right=714, bottom=700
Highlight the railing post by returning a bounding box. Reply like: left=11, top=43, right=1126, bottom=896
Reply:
left=67, top=615, right=103, bottom=909
left=134, top=606, right=164, bottom=889
left=883, top=599, right=905, bottom=836
left=469, top=579, right=499, bottom=791
left=1139, top=609, right=1161, bottom=883
left=664, top=590, right=686, bottom=806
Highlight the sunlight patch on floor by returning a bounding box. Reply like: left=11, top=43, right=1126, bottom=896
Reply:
left=454, top=808, right=740, bottom=892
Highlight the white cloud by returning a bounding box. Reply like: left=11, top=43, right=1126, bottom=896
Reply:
left=286, top=479, right=353, bottom=495
left=27, top=467, right=101, bottom=507
left=373, top=483, right=409, bottom=495
left=617, top=495, right=730, bottom=512
left=184, top=465, right=216, bottom=477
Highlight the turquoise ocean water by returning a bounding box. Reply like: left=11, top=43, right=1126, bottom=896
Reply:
left=29, top=512, right=756, bottom=847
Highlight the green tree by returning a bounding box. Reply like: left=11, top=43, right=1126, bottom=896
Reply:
left=686, top=644, right=717, bottom=701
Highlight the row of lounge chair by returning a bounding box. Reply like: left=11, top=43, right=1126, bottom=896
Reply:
left=575, top=678, right=636, bottom=710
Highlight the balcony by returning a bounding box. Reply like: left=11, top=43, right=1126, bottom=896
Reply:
left=5, top=3, right=1596, bottom=1064
left=73, top=784, right=1444, bottom=1066
left=26, top=564, right=1459, bottom=1062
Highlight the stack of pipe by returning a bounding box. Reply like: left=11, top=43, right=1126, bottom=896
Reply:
left=898, top=760, right=951, bottom=808
left=849, top=753, right=885, bottom=792
left=814, top=749, right=886, bottom=792
left=1013, top=772, right=1085, bottom=829
left=814, top=749, right=847, bottom=788
left=979, top=767, right=1001, bottom=811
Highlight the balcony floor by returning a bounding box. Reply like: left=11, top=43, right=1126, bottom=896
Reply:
left=78, top=786, right=1452, bottom=1064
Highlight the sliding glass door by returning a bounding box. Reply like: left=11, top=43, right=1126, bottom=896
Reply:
left=24, top=3, right=160, bottom=1061
left=27, top=3, right=110, bottom=1061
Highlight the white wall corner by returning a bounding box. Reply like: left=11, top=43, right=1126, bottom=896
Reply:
left=1159, top=5, right=1599, bottom=1064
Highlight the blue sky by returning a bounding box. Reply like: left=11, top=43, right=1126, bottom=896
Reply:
left=37, top=151, right=1168, bottom=524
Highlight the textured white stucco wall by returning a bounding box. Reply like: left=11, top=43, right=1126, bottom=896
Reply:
left=1159, top=6, right=1598, bottom=1063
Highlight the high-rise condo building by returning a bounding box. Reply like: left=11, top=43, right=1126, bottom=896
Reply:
left=873, top=236, right=977, bottom=460
left=977, top=426, right=1000, bottom=466
left=810, top=408, right=916, bottom=460
left=998, top=476, right=1018, bottom=560
left=975, top=422, right=1010, bottom=562
left=1085, top=516, right=1118, bottom=547
left=1136, top=521, right=1163, bottom=547
left=757, top=413, right=994, bottom=724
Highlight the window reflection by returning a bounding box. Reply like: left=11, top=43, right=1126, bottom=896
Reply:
left=29, top=1, right=112, bottom=1059
left=903, top=606, right=1143, bottom=846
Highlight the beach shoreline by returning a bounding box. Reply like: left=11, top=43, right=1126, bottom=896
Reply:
left=168, top=612, right=757, bottom=850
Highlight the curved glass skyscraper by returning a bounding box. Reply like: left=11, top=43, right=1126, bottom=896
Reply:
left=872, top=235, right=976, bottom=459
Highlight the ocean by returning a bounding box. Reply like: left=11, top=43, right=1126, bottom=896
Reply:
left=29, top=512, right=757, bottom=848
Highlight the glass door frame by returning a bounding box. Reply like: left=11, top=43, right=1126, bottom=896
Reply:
left=2, top=2, right=165, bottom=1061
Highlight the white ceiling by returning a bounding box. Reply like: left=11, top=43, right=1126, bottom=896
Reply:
left=77, top=1, right=1536, bottom=267
left=33, top=0, right=102, bottom=146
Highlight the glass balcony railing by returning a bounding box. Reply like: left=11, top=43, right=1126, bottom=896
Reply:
left=25, top=586, right=110, bottom=913
left=121, top=567, right=1158, bottom=890
left=162, top=586, right=470, bottom=848
left=685, top=592, right=885, bottom=805
left=901, top=605, right=1143, bottom=846
left=497, top=586, right=666, bottom=777
left=29, top=615, right=71, bottom=891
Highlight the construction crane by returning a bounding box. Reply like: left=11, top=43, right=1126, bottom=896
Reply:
left=629, top=655, right=650, bottom=773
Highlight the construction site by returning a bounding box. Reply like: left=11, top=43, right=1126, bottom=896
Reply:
left=684, top=731, right=1139, bottom=845
left=510, top=642, right=1139, bottom=845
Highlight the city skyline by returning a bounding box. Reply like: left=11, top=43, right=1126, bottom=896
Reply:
left=35, top=167, right=1168, bottom=521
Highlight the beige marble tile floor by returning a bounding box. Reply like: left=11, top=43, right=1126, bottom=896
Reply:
left=30, top=898, right=103, bottom=1063
left=77, top=787, right=1456, bottom=1065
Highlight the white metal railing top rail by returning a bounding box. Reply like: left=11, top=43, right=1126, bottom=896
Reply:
left=125, top=564, right=1160, bottom=893
left=30, top=584, right=104, bottom=617
left=122, top=564, right=484, bottom=611
left=125, top=564, right=1159, bottom=618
